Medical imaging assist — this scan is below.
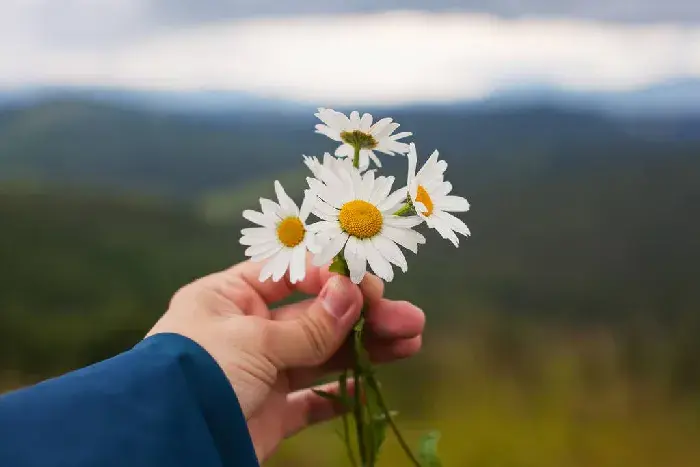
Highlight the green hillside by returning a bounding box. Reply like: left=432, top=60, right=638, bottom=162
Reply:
left=1, top=99, right=699, bottom=465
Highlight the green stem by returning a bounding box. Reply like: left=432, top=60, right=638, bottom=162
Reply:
left=340, top=370, right=358, bottom=467
left=353, top=350, right=367, bottom=465
left=367, top=374, right=422, bottom=467
left=393, top=202, right=413, bottom=217
left=353, top=145, right=361, bottom=169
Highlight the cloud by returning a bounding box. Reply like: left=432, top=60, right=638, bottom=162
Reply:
left=2, top=11, right=700, bottom=105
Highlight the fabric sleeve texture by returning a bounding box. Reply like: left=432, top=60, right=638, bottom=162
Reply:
left=0, top=333, right=259, bottom=467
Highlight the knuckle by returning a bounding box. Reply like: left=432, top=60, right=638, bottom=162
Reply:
left=299, top=315, right=331, bottom=364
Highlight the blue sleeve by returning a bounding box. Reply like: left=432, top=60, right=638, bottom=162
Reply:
left=0, top=333, right=259, bottom=467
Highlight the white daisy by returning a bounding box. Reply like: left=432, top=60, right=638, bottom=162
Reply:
left=314, top=108, right=412, bottom=171
left=307, top=161, right=425, bottom=284
left=407, top=143, right=471, bottom=247
left=240, top=181, right=316, bottom=283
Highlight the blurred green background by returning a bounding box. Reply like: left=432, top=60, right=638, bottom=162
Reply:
left=1, top=97, right=699, bottom=466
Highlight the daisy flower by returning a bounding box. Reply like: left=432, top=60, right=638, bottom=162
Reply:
left=407, top=143, right=471, bottom=247
left=240, top=181, right=316, bottom=283
left=307, top=161, right=425, bottom=284
left=315, top=108, right=412, bottom=171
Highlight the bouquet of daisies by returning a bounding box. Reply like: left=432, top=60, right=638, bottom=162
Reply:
left=241, top=108, right=470, bottom=466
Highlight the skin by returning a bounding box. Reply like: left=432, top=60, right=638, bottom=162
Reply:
left=147, top=256, right=425, bottom=462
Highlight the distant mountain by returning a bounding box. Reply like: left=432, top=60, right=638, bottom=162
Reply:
left=1, top=79, right=699, bottom=117
left=0, top=98, right=698, bottom=198
left=476, top=78, right=700, bottom=116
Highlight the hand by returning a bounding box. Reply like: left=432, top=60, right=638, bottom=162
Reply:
left=146, top=257, right=425, bottom=461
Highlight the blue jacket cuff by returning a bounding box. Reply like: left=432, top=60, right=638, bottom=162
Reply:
left=135, top=333, right=258, bottom=467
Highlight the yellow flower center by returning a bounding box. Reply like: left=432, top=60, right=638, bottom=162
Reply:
left=339, top=200, right=383, bottom=239
left=276, top=217, right=305, bottom=248
left=415, top=185, right=434, bottom=217
left=340, top=130, right=378, bottom=149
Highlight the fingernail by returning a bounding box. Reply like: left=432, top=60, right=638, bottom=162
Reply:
left=320, top=276, right=355, bottom=320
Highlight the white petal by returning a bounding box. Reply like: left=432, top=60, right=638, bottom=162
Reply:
left=430, top=217, right=460, bottom=247
left=241, top=227, right=269, bottom=237
left=381, top=226, right=425, bottom=253
left=315, top=124, right=342, bottom=142
left=378, top=187, right=408, bottom=212
left=437, top=195, right=470, bottom=212
left=360, top=113, right=373, bottom=131
left=374, top=122, right=399, bottom=140
left=407, top=143, right=418, bottom=185
left=369, top=117, right=393, bottom=137
left=303, top=156, right=324, bottom=179
left=409, top=180, right=419, bottom=203
left=316, top=108, right=350, bottom=131
left=307, top=178, right=343, bottom=209
left=369, top=176, right=394, bottom=205
left=335, top=144, right=354, bottom=159
left=307, top=220, right=340, bottom=233
left=305, top=234, right=323, bottom=255
left=373, top=143, right=396, bottom=156
left=313, top=232, right=349, bottom=266
left=357, top=151, right=370, bottom=171
left=252, top=245, right=283, bottom=263
left=240, top=232, right=275, bottom=245
left=434, top=211, right=471, bottom=237
left=349, top=111, right=361, bottom=128
left=414, top=202, right=428, bottom=216
left=423, top=177, right=444, bottom=193
left=344, top=236, right=367, bottom=284
left=434, top=182, right=453, bottom=197
left=372, top=235, right=408, bottom=272
left=245, top=241, right=280, bottom=257
left=299, top=190, right=315, bottom=221
left=349, top=165, right=364, bottom=194
left=416, top=150, right=441, bottom=180
left=243, top=209, right=275, bottom=228
left=384, top=140, right=411, bottom=155
left=289, top=246, right=307, bottom=284
left=359, top=170, right=375, bottom=201
left=272, top=249, right=294, bottom=282
left=384, top=215, right=423, bottom=229
left=323, top=158, right=350, bottom=184
left=312, top=202, right=340, bottom=221
left=366, top=150, right=382, bottom=168
left=275, top=181, right=299, bottom=216
left=259, top=198, right=281, bottom=219
left=364, top=240, right=394, bottom=282
left=390, top=131, right=412, bottom=141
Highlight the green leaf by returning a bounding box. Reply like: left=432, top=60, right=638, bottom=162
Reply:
left=418, top=431, right=443, bottom=467
left=329, top=254, right=350, bottom=276
left=371, top=417, right=388, bottom=458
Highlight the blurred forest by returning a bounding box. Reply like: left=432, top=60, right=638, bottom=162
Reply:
left=1, top=99, right=699, bottom=466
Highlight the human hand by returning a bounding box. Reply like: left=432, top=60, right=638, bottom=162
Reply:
left=146, top=257, right=425, bottom=461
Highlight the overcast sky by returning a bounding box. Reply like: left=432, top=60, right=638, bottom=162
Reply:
left=1, top=1, right=699, bottom=105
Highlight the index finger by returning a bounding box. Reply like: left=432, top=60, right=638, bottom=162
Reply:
left=227, top=254, right=384, bottom=305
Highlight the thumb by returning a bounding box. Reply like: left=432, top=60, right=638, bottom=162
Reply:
left=265, top=275, right=363, bottom=369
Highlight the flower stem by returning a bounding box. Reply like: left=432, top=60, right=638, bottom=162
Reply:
left=353, top=145, right=361, bottom=169
left=366, top=374, right=422, bottom=467
left=353, top=350, right=368, bottom=465
left=340, top=370, right=358, bottom=467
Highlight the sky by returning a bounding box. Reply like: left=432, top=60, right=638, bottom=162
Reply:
left=1, top=0, right=699, bottom=105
